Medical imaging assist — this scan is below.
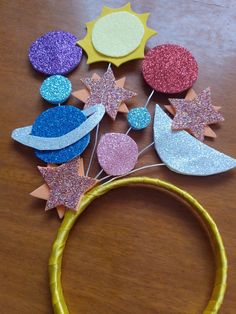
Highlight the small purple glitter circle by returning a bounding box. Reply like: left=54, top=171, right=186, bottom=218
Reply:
left=29, top=30, right=83, bottom=75
left=97, top=133, right=138, bottom=176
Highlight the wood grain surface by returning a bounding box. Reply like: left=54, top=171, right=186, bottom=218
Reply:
left=0, top=1, right=235, bottom=313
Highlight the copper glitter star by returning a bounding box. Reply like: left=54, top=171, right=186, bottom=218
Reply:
left=31, top=158, right=86, bottom=218
left=79, top=67, right=137, bottom=120
left=165, top=88, right=222, bottom=139
left=72, top=73, right=129, bottom=114
left=37, top=157, right=97, bottom=212
left=169, top=87, right=224, bottom=141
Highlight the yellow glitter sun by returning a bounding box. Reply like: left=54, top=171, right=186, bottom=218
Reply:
left=77, top=3, right=157, bottom=67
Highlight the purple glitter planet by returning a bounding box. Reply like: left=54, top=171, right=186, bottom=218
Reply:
left=29, top=30, right=83, bottom=75
left=97, top=133, right=138, bottom=176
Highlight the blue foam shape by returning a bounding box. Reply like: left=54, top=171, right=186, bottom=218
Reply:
left=40, top=75, right=72, bottom=105
left=128, top=107, right=151, bottom=130
left=11, top=104, right=105, bottom=150
left=153, top=105, right=236, bottom=176
left=31, top=105, right=90, bottom=163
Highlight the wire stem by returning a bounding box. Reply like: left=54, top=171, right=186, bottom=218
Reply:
left=138, top=141, right=155, bottom=157
left=144, top=89, right=155, bottom=108
left=86, top=123, right=100, bottom=176
left=102, top=163, right=165, bottom=185
left=95, top=168, right=103, bottom=179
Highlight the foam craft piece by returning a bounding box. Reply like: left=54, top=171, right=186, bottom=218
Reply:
left=40, top=75, right=72, bottom=105
left=12, top=104, right=105, bottom=163
left=92, top=11, right=144, bottom=57
left=30, top=158, right=85, bottom=218
left=164, top=88, right=221, bottom=138
left=128, top=107, right=151, bottom=130
left=80, top=68, right=136, bottom=120
left=97, top=133, right=139, bottom=175
left=29, top=30, right=83, bottom=75
left=142, top=44, right=198, bottom=93
left=72, top=73, right=129, bottom=113
left=38, top=157, right=97, bottom=211
left=12, top=104, right=105, bottom=150
left=153, top=105, right=236, bottom=176
left=77, top=3, right=157, bottom=66
left=169, top=87, right=224, bottom=142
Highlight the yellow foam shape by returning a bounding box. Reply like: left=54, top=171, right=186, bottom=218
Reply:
left=77, top=3, right=157, bottom=67
left=49, top=177, right=227, bottom=314
left=92, top=11, right=144, bottom=57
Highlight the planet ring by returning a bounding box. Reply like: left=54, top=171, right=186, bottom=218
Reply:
left=11, top=104, right=105, bottom=150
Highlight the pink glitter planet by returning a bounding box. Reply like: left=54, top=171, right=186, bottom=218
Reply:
left=97, top=133, right=138, bottom=176
left=142, top=44, right=198, bottom=94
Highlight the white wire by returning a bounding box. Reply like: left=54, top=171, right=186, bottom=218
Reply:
left=86, top=62, right=112, bottom=177
left=99, top=174, right=112, bottom=182
left=86, top=123, right=100, bottom=176
left=126, top=127, right=132, bottom=135
left=138, top=141, right=155, bottom=157
left=144, top=89, right=155, bottom=108
left=95, top=168, right=103, bottom=179
left=102, top=163, right=165, bottom=185
left=99, top=142, right=156, bottom=182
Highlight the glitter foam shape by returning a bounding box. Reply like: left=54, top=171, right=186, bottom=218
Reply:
left=12, top=104, right=105, bottom=151
left=72, top=73, right=129, bottom=113
left=81, top=67, right=136, bottom=120
left=77, top=3, right=157, bottom=66
left=169, top=87, right=224, bottom=141
left=40, top=75, right=72, bottom=105
left=142, top=44, right=198, bottom=94
left=38, top=157, right=97, bottom=211
left=128, top=107, right=151, bottom=130
left=97, top=133, right=138, bottom=176
left=12, top=104, right=105, bottom=163
left=153, top=105, right=236, bottom=176
left=29, top=30, right=82, bottom=75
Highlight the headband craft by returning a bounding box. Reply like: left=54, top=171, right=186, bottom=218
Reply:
left=11, top=3, right=236, bottom=314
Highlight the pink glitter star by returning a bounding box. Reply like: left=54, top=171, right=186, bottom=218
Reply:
left=38, top=157, right=97, bottom=211
left=169, top=87, right=224, bottom=141
left=81, top=67, right=137, bottom=120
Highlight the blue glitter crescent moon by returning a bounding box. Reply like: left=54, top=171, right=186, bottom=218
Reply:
left=12, top=104, right=105, bottom=164
left=153, top=105, right=236, bottom=176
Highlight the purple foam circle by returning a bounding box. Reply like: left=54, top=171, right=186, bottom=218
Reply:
left=29, top=30, right=82, bottom=75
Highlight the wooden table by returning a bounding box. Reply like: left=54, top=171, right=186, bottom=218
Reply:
left=0, top=1, right=235, bottom=313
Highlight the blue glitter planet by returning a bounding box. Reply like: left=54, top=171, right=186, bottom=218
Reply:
left=128, top=107, right=151, bottom=130
left=31, top=106, right=90, bottom=163
left=40, top=75, right=72, bottom=105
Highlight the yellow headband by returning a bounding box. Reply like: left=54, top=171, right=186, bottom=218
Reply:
left=48, top=177, right=227, bottom=314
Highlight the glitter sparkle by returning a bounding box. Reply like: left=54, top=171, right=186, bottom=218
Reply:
left=38, top=157, right=97, bottom=211
left=81, top=67, right=137, bottom=120
left=29, top=30, right=82, bottom=75
left=97, top=133, right=138, bottom=176
left=128, top=107, right=151, bottom=130
left=153, top=105, right=236, bottom=176
left=40, top=75, right=72, bottom=105
left=164, top=88, right=222, bottom=139
left=169, top=87, right=224, bottom=141
left=72, top=73, right=129, bottom=114
left=142, top=44, right=198, bottom=94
